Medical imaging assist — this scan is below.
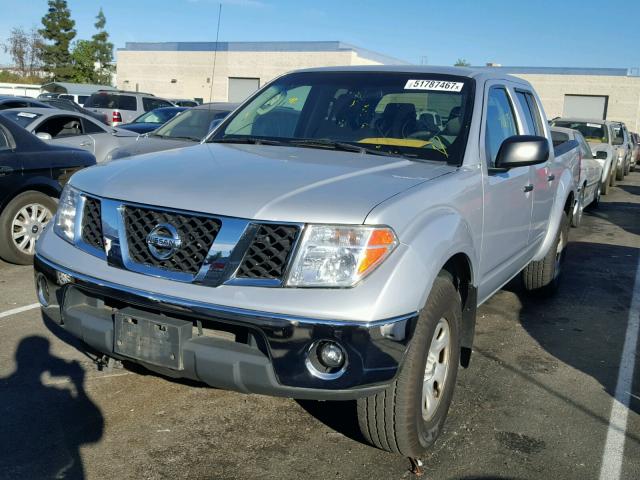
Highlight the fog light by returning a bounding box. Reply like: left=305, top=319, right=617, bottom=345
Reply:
left=318, top=341, right=345, bottom=369
left=305, top=340, right=348, bottom=380
left=36, top=274, right=50, bottom=307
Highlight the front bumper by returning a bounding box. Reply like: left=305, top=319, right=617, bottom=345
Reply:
left=34, top=255, right=417, bottom=400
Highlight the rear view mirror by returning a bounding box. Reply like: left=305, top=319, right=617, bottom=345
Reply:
left=494, top=135, right=549, bottom=169
left=36, top=132, right=52, bottom=141
left=594, top=151, right=607, bottom=160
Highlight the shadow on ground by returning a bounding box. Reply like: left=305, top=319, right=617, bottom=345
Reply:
left=0, top=336, right=104, bottom=479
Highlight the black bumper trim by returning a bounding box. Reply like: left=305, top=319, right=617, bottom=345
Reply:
left=34, top=254, right=418, bottom=400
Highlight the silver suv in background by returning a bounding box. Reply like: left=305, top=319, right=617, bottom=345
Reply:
left=611, top=121, right=632, bottom=177
left=84, top=90, right=175, bottom=126
left=550, top=118, right=620, bottom=194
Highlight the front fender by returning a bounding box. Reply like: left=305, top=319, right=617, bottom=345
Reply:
left=532, top=168, right=575, bottom=262
left=400, top=206, right=479, bottom=309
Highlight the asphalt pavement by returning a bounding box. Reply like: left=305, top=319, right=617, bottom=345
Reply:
left=0, top=172, right=638, bottom=480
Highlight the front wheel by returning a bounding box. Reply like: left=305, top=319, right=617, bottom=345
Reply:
left=522, top=211, right=569, bottom=295
left=357, top=272, right=462, bottom=456
left=0, top=191, right=57, bottom=265
left=616, top=162, right=624, bottom=181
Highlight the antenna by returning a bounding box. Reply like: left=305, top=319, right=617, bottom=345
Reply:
left=208, top=3, right=223, bottom=104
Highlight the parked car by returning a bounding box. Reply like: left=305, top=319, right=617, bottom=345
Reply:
left=38, top=92, right=91, bottom=107
left=0, top=115, right=95, bottom=264
left=612, top=122, right=632, bottom=176
left=0, top=108, right=138, bottom=163
left=0, top=95, right=51, bottom=110
left=118, top=107, right=188, bottom=134
left=83, top=90, right=175, bottom=126
left=551, top=126, right=603, bottom=224
left=34, top=66, right=578, bottom=458
left=170, top=99, right=199, bottom=107
left=109, top=102, right=237, bottom=160
left=550, top=118, right=620, bottom=194
left=38, top=97, right=108, bottom=124
left=630, top=132, right=640, bottom=171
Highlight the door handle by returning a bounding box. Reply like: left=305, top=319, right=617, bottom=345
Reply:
left=0, top=165, right=13, bottom=176
left=79, top=141, right=92, bottom=147
left=524, top=184, right=534, bottom=193
left=547, top=174, right=555, bottom=182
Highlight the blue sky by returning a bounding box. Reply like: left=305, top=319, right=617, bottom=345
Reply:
left=1, top=0, right=639, bottom=68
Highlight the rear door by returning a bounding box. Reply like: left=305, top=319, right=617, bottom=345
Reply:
left=33, top=114, right=96, bottom=154
left=479, top=83, right=533, bottom=296
left=513, top=88, right=554, bottom=245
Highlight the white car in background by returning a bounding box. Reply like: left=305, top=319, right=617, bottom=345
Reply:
left=551, top=126, right=603, bottom=226
left=0, top=108, right=138, bottom=162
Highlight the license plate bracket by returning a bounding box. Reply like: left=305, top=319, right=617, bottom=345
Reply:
left=114, top=309, right=192, bottom=370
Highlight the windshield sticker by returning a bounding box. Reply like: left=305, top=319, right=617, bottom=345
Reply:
left=587, top=123, right=602, bottom=128
left=404, top=80, right=464, bottom=92
left=17, top=112, right=37, bottom=118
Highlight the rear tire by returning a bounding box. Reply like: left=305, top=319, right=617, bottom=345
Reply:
left=522, top=211, right=569, bottom=295
left=571, top=188, right=584, bottom=227
left=357, top=272, right=462, bottom=457
left=0, top=191, right=56, bottom=265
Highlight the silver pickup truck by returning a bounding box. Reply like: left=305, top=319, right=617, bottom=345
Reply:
left=34, top=66, right=578, bottom=457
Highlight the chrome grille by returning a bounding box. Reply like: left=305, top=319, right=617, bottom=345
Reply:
left=123, top=206, right=221, bottom=276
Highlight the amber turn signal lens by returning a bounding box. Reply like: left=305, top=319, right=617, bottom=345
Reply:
left=357, top=228, right=397, bottom=275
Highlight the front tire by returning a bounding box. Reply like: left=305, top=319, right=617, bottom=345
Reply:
left=522, top=211, right=569, bottom=295
left=616, top=162, right=624, bottom=181
left=357, top=272, right=462, bottom=457
left=0, top=191, right=56, bottom=265
left=588, top=181, right=601, bottom=210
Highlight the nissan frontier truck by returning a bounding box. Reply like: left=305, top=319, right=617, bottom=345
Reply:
left=34, top=66, right=578, bottom=457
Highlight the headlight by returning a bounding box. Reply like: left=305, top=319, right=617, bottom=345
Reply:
left=286, top=225, right=398, bottom=287
left=54, top=184, right=80, bottom=243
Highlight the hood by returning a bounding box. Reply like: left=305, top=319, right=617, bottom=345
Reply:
left=111, top=135, right=194, bottom=159
left=72, top=143, right=455, bottom=224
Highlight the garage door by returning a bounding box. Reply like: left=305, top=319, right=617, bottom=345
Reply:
left=228, top=77, right=260, bottom=103
left=563, top=95, right=608, bottom=119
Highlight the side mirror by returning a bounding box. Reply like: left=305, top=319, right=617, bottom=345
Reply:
left=612, top=137, right=624, bottom=146
left=594, top=151, right=607, bottom=160
left=494, top=135, right=549, bottom=169
left=36, top=132, right=52, bottom=141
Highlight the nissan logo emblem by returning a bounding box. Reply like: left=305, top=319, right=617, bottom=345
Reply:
left=146, top=223, right=182, bottom=260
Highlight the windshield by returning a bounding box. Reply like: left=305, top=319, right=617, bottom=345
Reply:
left=0, top=111, right=42, bottom=127
left=552, top=120, right=608, bottom=144
left=209, top=72, right=474, bottom=163
left=152, top=108, right=230, bottom=141
left=134, top=108, right=183, bottom=124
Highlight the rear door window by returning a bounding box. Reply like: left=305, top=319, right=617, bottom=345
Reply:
left=515, top=90, right=544, bottom=135
left=0, top=127, right=10, bottom=150
left=82, top=118, right=107, bottom=134
left=85, top=93, right=137, bottom=111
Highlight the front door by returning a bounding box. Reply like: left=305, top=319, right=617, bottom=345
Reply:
left=479, top=84, right=533, bottom=299
left=34, top=114, right=96, bottom=155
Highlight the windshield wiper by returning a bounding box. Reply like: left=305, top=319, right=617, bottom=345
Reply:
left=289, top=139, right=409, bottom=159
left=211, top=137, right=286, bottom=146
left=168, top=135, right=201, bottom=142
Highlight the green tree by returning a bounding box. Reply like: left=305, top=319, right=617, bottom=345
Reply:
left=91, top=9, right=114, bottom=85
left=39, top=0, right=76, bottom=80
left=70, top=39, right=97, bottom=83
left=454, top=58, right=471, bottom=67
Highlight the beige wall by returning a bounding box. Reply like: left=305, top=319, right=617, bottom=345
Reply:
left=116, top=50, right=382, bottom=102
left=514, top=73, right=640, bottom=132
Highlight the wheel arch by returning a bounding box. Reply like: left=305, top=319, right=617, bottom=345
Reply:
left=0, top=180, right=61, bottom=216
